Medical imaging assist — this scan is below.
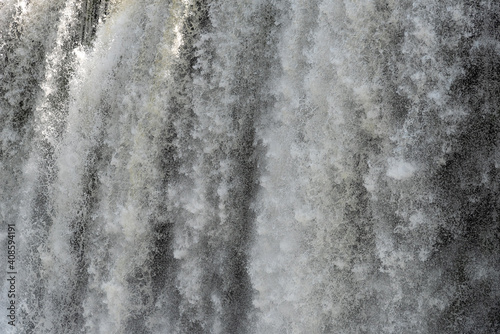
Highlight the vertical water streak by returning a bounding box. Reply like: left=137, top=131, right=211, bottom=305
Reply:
left=0, top=1, right=87, bottom=332
left=168, top=1, right=281, bottom=332
left=49, top=1, right=197, bottom=332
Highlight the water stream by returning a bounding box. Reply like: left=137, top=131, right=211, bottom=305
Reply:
left=1, top=0, right=499, bottom=333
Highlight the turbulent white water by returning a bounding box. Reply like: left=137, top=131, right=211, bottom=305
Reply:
left=1, top=0, right=500, bottom=333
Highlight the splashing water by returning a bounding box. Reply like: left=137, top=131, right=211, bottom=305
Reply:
left=1, top=0, right=500, bottom=333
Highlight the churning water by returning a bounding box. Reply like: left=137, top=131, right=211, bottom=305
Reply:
left=1, top=0, right=500, bottom=333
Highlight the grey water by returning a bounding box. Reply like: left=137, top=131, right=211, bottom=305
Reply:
left=1, top=0, right=500, bottom=333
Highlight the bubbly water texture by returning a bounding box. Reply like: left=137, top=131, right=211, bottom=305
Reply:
left=1, top=0, right=500, bottom=333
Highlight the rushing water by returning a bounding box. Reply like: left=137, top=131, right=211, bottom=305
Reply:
left=1, top=0, right=500, bottom=333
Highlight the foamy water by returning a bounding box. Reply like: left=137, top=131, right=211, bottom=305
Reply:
left=1, top=0, right=500, bottom=333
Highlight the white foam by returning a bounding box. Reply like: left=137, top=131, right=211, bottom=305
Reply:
left=386, top=158, right=417, bottom=180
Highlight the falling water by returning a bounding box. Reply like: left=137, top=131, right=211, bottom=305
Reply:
left=1, top=0, right=500, bottom=333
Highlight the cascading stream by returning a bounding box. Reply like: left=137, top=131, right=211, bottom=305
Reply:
left=1, top=0, right=499, bottom=333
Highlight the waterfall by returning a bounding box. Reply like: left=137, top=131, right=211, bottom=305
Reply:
left=1, top=0, right=500, bottom=333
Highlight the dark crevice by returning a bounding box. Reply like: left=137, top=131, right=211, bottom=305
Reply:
left=77, top=0, right=110, bottom=46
